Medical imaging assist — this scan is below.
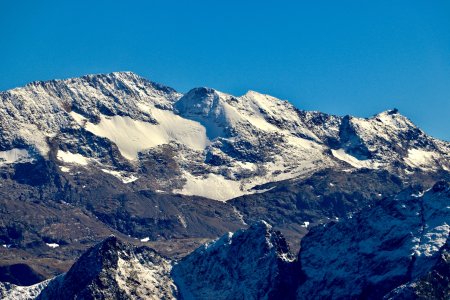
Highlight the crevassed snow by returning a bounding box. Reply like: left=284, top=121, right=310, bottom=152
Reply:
left=331, top=149, right=373, bottom=169
left=83, top=109, right=208, bottom=160
left=0, top=148, right=32, bottom=165
left=57, top=151, right=90, bottom=166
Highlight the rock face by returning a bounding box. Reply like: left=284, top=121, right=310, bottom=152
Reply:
left=1, top=181, right=449, bottom=300
left=229, top=168, right=408, bottom=250
left=37, top=236, right=177, bottom=300
left=296, top=181, right=450, bottom=299
left=173, top=221, right=298, bottom=300
left=385, top=237, right=450, bottom=299
left=1, top=223, right=297, bottom=300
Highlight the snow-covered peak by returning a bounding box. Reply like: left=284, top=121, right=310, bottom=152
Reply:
left=174, top=87, right=221, bottom=115
left=175, top=86, right=320, bottom=140
left=174, top=87, right=238, bottom=138
left=184, top=220, right=292, bottom=259
left=0, top=71, right=181, bottom=155
left=370, top=108, right=416, bottom=130
left=15, top=71, right=181, bottom=120
left=332, top=107, right=450, bottom=171
left=236, top=90, right=320, bottom=140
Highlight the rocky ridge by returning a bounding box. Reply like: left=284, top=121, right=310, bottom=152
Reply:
left=1, top=181, right=448, bottom=299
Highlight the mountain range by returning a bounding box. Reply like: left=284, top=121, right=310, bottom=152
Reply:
left=0, top=72, right=449, bottom=299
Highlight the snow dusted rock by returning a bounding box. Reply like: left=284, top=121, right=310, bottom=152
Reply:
left=0, top=280, right=49, bottom=300
left=296, top=181, right=450, bottom=299
left=0, top=72, right=180, bottom=155
left=2, top=195, right=450, bottom=300
left=2, top=222, right=297, bottom=300
left=35, top=236, right=177, bottom=300
left=332, top=110, right=450, bottom=171
left=385, top=236, right=450, bottom=299
left=173, top=220, right=298, bottom=300
left=175, top=88, right=319, bottom=141
left=172, top=87, right=339, bottom=200
left=0, top=72, right=449, bottom=201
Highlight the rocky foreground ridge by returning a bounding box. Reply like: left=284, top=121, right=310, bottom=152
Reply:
left=2, top=181, right=449, bottom=299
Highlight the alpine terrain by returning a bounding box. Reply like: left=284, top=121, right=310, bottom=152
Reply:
left=0, top=72, right=449, bottom=299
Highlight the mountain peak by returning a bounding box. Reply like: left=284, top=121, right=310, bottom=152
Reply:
left=374, top=108, right=403, bottom=118
left=37, top=236, right=176, bottom=299
left=174, top=87, right=235, bottom=138
left=173, top=220, right=297, bottom=299
left=243, top=90, right=266, bottom=97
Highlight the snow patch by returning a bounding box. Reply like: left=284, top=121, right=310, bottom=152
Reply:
left=0, top=148, right=33, bottom=165
left=174, top=172, right=246, bottom=201
left=69, top=111, right=87, bottom=126
left=331, top=149, right=373, bottom=169
left=57, top=151, right=90, bottom=166
left=60, top=166, right=70, bottom=173
left=101, top=169, right=138, bottom=183
left=404, top=148, right=438, bottom=168
left=85, top=111, right=208, bottom=160
left=46, top=243, right=59, bottom=248
left=233, top=207, right=248, bottom=225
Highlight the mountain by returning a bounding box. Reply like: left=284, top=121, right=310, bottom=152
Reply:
left=1, top=72, right=448, bottom=201
left=0, top=72, right=449, bottom=290
left=37, top=236, right=176, bottom=300
left=1, top=222, right=297, bottom=300
left=2, top=181, right=448, bottom=299
left=296, top=180, right=450, bottom=299
left=172, top=221, right=297, bottom=300
left=1, top=236, right=177, bottom=300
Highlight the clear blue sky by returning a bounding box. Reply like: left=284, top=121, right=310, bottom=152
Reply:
left=1, top=0, right=449, bottom=140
